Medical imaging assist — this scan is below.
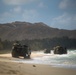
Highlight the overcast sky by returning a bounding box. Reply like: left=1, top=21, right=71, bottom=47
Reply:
left=0, top=0, right=76, bottom=30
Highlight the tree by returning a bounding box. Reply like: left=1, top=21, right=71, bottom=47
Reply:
left=0, top=42, right=3, bottom=50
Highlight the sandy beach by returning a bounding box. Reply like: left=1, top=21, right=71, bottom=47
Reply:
left=0, top=53, right=76, bottom=75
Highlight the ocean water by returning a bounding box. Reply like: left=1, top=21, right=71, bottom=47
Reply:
left=14, top=50, right=76, bottom=69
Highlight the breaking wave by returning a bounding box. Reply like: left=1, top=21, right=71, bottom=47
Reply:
left=14, top=50, right=76, bottom=69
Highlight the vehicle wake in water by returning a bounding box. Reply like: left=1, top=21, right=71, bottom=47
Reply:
left=14, top=50, right=76, bottom=69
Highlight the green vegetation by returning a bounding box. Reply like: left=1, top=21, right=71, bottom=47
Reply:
left=0, top=36, right=76, bottom=54
left=0, top=38, right=13, bottom=54
left=20, top=36, right=76, bottom=50
left=0, top=50, right=11, bottom=54
left=0, top=39, right=13, bottom=50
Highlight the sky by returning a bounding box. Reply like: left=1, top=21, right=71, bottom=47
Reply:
left=0, top=0, right=76, bottom=30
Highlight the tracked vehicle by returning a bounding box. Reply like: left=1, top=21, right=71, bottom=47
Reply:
left=12, top=43, right=31, bottom=58
left=53, top=46, right=67, bottom=54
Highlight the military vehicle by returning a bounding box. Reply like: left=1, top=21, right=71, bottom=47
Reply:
left=44, top=49, right=51, bottom=53
left=53, top=46, right=67, bottom=54
left=12, top=42, right=31, bottom=58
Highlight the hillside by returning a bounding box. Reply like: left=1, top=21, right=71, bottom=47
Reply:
left=0, top=21, right=76, bottom=41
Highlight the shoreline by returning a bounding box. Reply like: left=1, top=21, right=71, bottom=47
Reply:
left=0, top=53, right=76, bottom=75
left=13, top=59, right=76, bottom=70
left=0, top=60, right=76, bottom=75
left=0, top=53, right=76, bottom=70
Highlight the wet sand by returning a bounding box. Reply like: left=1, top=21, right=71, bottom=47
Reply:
left=0, top=53, right=76, bottom=75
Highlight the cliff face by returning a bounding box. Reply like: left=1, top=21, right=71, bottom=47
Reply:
left=0, top=21, right=76, bottom=41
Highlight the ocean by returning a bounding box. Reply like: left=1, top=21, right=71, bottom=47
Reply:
left=14, top=50, right=76, bottom=69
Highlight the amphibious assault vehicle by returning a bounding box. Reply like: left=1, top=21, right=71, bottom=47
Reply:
left=12, top=43, right=31, bottom=58
left=53, top=46, right=67, bottom=54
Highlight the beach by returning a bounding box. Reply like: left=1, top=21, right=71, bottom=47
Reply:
left=0, top=53, right=76, bottom=75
